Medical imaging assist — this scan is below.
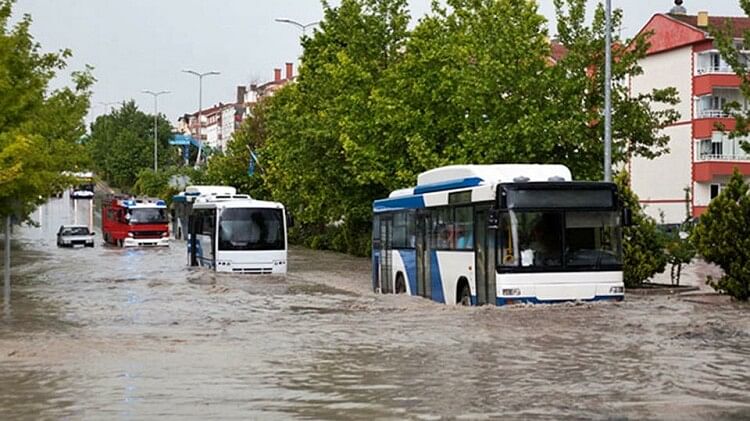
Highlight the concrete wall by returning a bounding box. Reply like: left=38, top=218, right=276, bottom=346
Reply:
left=629, top=46, right=693, bottom=224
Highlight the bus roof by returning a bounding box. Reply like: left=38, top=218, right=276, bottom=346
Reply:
left=374, top=164, right=575, bottom=213
left=389, top=164, right=572, bottom=199
left=417, top=164, right=571, bottom=187
left=184, top=185, right=237, bottom=196
left=192, top=197, right=284, bottom=210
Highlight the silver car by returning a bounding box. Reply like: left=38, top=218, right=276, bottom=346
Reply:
left=57, top=225, right=95, bottom=248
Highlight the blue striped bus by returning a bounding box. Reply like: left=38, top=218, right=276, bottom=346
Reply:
left=372, top=164, right=627, bottom=306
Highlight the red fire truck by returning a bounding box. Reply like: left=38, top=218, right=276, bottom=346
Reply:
left=102, top=196, right=170, bottom=247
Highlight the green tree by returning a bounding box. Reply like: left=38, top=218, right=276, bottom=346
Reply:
left=203, top=0, right=680, bottom=256
left=616, top=172, right=667, bottom=288
left=693, top=169, right=750, bottom=301
left=87, top=101, right=175, bottom=191
left=260, top=0, right=410, bottom=255
left=551, top=0, right=680, bottom=179
left=0, top=0, right=93, bottom=222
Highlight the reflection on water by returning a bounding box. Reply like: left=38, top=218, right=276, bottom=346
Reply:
left=0, top=195, right=749, bottom=419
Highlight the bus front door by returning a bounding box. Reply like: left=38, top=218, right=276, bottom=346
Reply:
left=474, top=206, right=497, bottom=306
left=379, top=216, right=393, bottom=293
left=415, top=212, right=430, bottom=298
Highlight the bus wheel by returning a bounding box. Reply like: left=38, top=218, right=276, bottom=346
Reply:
left=395, top=273, right=406, bottom=294
left=457, top=281, right=471, bottom=306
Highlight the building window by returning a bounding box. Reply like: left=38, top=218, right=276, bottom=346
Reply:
left=711, top=139, right=723, bottom=156
left=710, top=184, right=722, bottom=199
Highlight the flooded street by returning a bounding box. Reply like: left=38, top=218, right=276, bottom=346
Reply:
left=1, top=196, right=749, bottom=420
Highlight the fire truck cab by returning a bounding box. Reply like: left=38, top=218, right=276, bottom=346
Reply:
left=102, top=196, right=170, bottom=247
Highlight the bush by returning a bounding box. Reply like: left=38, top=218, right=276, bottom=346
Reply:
left=693, top=169, right=750, bottom=301
left=662, top=221, right=696, bottom=286
left=615, top=172, right=667, bottom=288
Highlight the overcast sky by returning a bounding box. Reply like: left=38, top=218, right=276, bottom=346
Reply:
left=12, top=1, right=747, bottom=125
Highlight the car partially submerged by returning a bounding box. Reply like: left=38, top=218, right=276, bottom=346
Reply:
left=57, top=225, right=95, bottom=248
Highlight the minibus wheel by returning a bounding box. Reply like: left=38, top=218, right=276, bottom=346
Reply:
left=395, top=273, right=406, bottom=294
left=457, top=280, right=471, bottom=306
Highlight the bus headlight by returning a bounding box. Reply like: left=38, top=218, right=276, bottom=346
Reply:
left=127, top=232, right=134, bottom=237
left=610, top=286, right=624, bottom=294
left=502, top=288, right=521, bottom=296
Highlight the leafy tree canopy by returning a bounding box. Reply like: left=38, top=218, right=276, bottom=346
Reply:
left=0, top=0, right=93, bottom=221
left=204, top=0, right=681, bottom=255
left=87, top=100, right=175, bottom=191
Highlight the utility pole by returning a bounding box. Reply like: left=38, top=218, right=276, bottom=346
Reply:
left=182, top=70, right=220, bottom=166
left=142, top=90, right=170, bottom=172
left=604, top=0, right=613, bottom=182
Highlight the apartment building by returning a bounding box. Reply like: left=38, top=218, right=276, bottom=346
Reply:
left=629, top=3, right=750, bottom=223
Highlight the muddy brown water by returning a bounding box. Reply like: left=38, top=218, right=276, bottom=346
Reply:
left=1, top=195, right=749, bottom=420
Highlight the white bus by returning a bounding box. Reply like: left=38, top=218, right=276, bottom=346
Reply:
left=372, top=164, right=628, bottom=306
left=187, top=190, right=289, bottom=274
left=172, top=185, right=237, bottom=240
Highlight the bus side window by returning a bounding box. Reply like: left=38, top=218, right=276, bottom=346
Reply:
left=431, top=208, right=452, bottom=249
left=372, top=215, right=381, bottom=248
left=201, top=212, right=214, bottom=236
left=454, top=206, right=473, bottom=250
left=192, top=211, right=203, bottom=235
left=392, top=212, right=407, bottom=248
left=406, top=212, right=416, bottom=248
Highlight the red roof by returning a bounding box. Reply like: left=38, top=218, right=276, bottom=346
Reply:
left=550, top=40, right=568, bottom=63
left=669, top=14, right=750, bottom=38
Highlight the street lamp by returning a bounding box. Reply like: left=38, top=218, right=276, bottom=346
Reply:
left=98, top=101, right=122, bottom=113
left=182, top=69, right=220, bottom=165
left=142, top=90, right=170, bottom=172
left=275, top=18, right=320, bottom=36
left=604, top=0, right=612, bottom=182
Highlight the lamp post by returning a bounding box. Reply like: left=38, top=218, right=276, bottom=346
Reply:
left=604, top=0, right=612, bottom=182
left=98, top=101, right=122, bottom=113
left=142, top=90, right=170, bottom=172
left=182, top=69, right=220, bottom=165
left=275, top=18, right=320, bottom=36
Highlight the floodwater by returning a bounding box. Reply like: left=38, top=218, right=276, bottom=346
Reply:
left=1, top=195, right=749, bottom=420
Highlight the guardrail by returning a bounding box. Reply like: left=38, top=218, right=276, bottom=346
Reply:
left=697, top=153, right=750, bottom=162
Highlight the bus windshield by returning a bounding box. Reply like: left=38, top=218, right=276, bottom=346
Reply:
left=218, top=208, right=284, bottom=251
left=499, top=210, right=622, bottom=269
left=128, top=208, right=168, bottom=224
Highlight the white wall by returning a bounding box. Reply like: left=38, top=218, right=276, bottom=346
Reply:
left=629, top=46, right=694, bottom=224
left=630, top=46, right=693, bottom=120
left=630, top=125, right=692, bottom=224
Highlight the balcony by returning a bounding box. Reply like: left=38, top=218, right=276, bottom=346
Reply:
left=696, top=109, right=730, bottom=119
left=694, top=74, right=742, bottom=96
left=697, top=153, right=750, bottom=162
left=693, top=118, right=735, bottom=139
left=695, top=51, right=747, bottom=76
left=694, top=161, right=750, bottom=182
left=696, top=64, right=733, bottom=75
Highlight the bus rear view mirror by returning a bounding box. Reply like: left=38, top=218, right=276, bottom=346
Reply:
left=286, top=213, right=295, bottom=229
left=623, top=208, right=633, bottom=227
left=488, top=209, right=499, bottom=229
